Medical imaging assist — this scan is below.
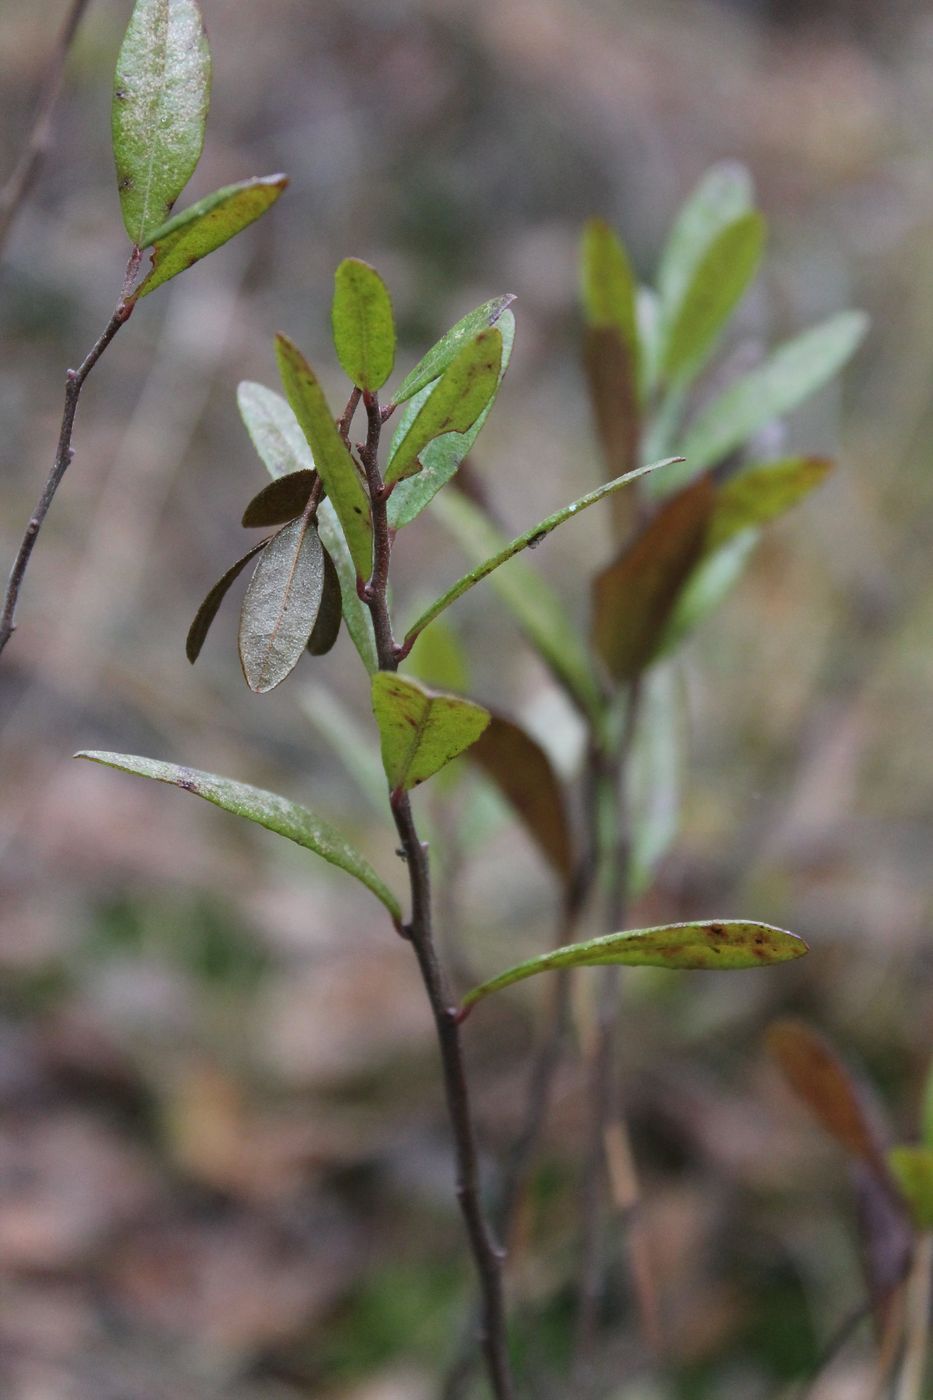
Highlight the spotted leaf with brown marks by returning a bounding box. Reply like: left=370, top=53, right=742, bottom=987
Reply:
left=371, top=673, right=490, bottom=793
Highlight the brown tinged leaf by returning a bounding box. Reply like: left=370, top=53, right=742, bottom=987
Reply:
left=583, top=326, right=641, bottom=536
left=468, top=712, right=575, bottom=888
left=241, top=469, right=316, bottom=528
left=767, top=1019, right=891, bottom=1178
left=186, top=538, right=270, bottom=664
left=306, top=546, right=342, bottom=656
left=592, top=475, right=715, bottom=682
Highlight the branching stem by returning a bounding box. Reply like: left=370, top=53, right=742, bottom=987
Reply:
left=359, top=389, right=515, bottom=1400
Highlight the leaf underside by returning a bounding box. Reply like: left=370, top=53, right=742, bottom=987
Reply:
left=306, top=546, right=342, bottom=656
left=186, top=537, right=270, bottom=664
left=237, top=381, right=315, bottom=481
left=241, top=469, right=316, bottom=528
left=238, top=517, right=324, bottom=692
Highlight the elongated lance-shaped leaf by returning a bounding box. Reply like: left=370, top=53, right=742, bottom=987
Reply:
left=242, top=470, right=316, bottom=528
left=406, top=616, right=470, bottom=694
left=469, top=712, right=575, bottom=887
left=371, top=673, right=490, bottom=793
left=388, top=311, right=516, bottom=528
left=592, top=476, right=715, bottom=683
left=316, top=500, right=378, bottom=674
left=238, top=382, right=315, bottom=481
left=305, top=546, right=342, bottom=656
left=767, top=1020, right=892, bottom=1177
left=661, top=211, right=766, bottom=386
left=657, top=162, right=755, bottom=324
left=584, top=327, right=641, bottom=512
left=112, top=0, right=211, bottom=246
left=888, top=1147, right=933, bottom=1229
left=302, top=685, right=387, bottom=814
left=707, top=456, right=833, bottom=551
left=627, top=663, right=683, bottom=898
left=274, top=335, right=373, bottom=578
left=239, top=517, right=325, bottom=693
left=393, top=294, right=516, bottom=404
left=657, top=529, right=757, bottom=657
left=186, top=538, right=269, bottom=664
left=462, top=920, right=808, bottom=1014
left=581, top=218, right=641, bottom=389
left=75, top=752, right=401, bottom=920
left=670, top=311, right=869, bottom=484
left=428, top=487, right=603, bottom=722
left=404, top=458, right=681, bottom=651
left=331, top=258, right=395, bottom=391
left=384, top=329, right=503, bottom=486
left=135, top=175, right=287, bottom=296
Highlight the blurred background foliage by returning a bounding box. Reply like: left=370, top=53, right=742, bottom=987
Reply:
left=1, top=0, right=931, bottom=1396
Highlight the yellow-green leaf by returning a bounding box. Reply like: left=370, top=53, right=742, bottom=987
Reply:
left=888, top=1146, right=933, bottom=1229
left=135, top=175, right=287, bottom=296
left=581, top=217, right=641, bottom=389
left=274, top=335, right=373, bottom=578
left=462, top=920, right=808, bottom=1014
left=393, top=294, right=515, bottom=404
left=371, top=672, right=490, bottom=793
left=384, top=329, right=503, bottom=486
left=331, top=258, right=396, bottom=391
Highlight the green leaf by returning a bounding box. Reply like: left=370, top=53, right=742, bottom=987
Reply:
left=462, top=920, right=808, bottom=1014
left=657, top=528, right=757, bottom=656
left=888, top=1147, right=933, bottom=1229
left=237, top=382, right=315, bottom=481
left=468, top=712, right=575, bottom=886
left=657, top=161, right=755, bottom=323
left=583, top=324, right=641, bottom=492
left=305, top=546, right=342, bottom=656
left=274, top=335, right=373, bottom=578
left=675, top=311, right=869, bottom=479
left=393, top=294, right=515, bottom=404
left=428, top=487, right=602, bottom=721
left=135, top=175, right=287, bottom=296
left=238, top=518, right=324, bottom=693
left=112, top=0, right=211, bottom=246
left=592, top=476, right=715, bottom=682
left=331, top=258, right=396, bottom=391
left=388, top=311, right=516, bottom=528
left=627, top=664, right=683, bottom=898
left=316, top=500, right=378, bottom=674
left=384, top=329, right=503, bottom=486
left=371, top=673, right=490, bottom=793
left=186, top=538, right=269, bottom=664
left=75, top=751, right=401, bottom=920
left=403, top=458, right=680, bottom=652
left=581, top=218, right=641, bottom=388
left=241, top=469, right=316, bottom=528
left=706, top=456, right=834, bottom=550
left=923, top=1061, right=933, bottom=1150
left=661, top=211, right=766, bottom=385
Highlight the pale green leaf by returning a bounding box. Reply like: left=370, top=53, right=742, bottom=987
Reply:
left=371, top=672, right=490, bottom=792
left=661, top=211, right=766, bottom=385
left=427, top=487, right=602, bottom=722
left=238, top=518, right=324, bottom=693
left=888, top=1147, right=933, bottom=1229
left=384, top=329, right=503, bottom=485
left=627, top=664, right=683, bottom=898
left=461, top=920, right=808, bottom=1013
left=657, top=161, right=755, bottom=320
left=275, top=335, right=373, bottom=578
left=331, top=258, right=396, bottom=391
left=677, top=311, right=869, bottom=478
left=135, top=175, right=287, bottom=296
left=75, top=751, right=401, bottom=920
left=316, top=500, right=378, bottom=674
left=405, top=616, right=470, bottom=694
left=112, top=0, right=211, bottom=245
left=186, top=538, right=269, bottom=664
left=393, top=294, right=515, bottom=404
left=387, top=312, right=515, bottom=528
left=237, top=381, right=314, bottom=481
left=301, top=685, right=386, bottom=813
left=404, top=458, right=680, bottom=651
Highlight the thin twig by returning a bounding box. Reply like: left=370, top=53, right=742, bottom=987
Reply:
left=0, top=254, right=140, bottom=660
left=358, top=389, right=515, bottom=1400
left=0, top=0, right=93, bottom=258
